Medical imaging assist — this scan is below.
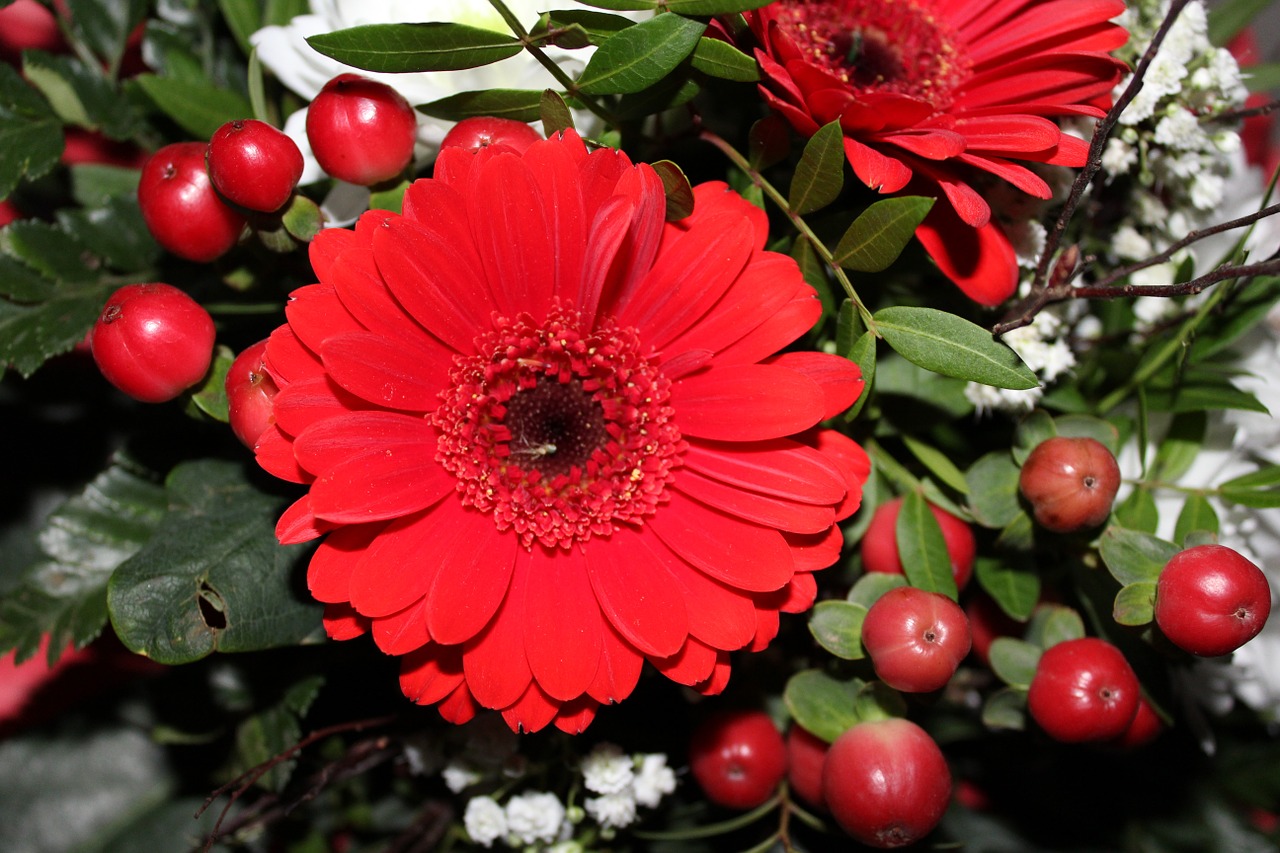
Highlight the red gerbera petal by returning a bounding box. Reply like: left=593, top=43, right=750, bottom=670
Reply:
left=672, top=363, right=827, bottom=441
left=522, top=548, right=604, bottom=702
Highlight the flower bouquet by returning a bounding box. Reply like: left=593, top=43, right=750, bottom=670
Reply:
left=2, top=0, right=1280, bottom=849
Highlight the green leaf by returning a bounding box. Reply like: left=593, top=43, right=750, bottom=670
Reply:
left=651, top=159, right=695, bottom=221
left=1012, top=409, right=1056, bottom=466
left=574, top=0, right=658, bottom=9
left=189, top=345, right=234, bottom=423
left=0, top=457, right=167, bottom=663
left=220, top=0, right=262, bottom=54
left=1098, top=526, right=1179, bottom=587
left=1243, top=62, right=1280, bottom=92
left=1114, top=488, right=1160, bottom=534
left=808, top=600, right=867, bottom=660
left=988, top=637, right=1041, bottom=689
left=55, top=195, right=159, bottom=273
left=873, top=306, right=1039, bottom=390
left=783, top=670, right=865, bottom=743
left=281, top=193, right=325, bottom=243
left=1175, top=494, right=1220, bottom=545
left=832, top=196, right=934, bottom=273
left=542, top=9, right=636, bottom=46
left=852, top=680, right=908, bottom=723
left=662, top=0, right=773, bottom=12
left=68, top=163, right=142, bottom=208
left=981, top=687, right=1027, bottom=731
left=1113, top=581, right=1157, bottom=627
left=578, top=13, right=706, bottom=95
left=995, top=510, right=1035, bottom=552
left=1145, top=371, right=1270, bottom=414
left=63, top=0, right=148, bottom=70
left=1207, top=0, right=1273, bottom=45
left=230, top=675, right=325, bottom=793
left=846, top=570, right=907, bottom=609
left=689, top=36, right=759, bottom=81
left=1028, top=604, right=1085, bottom=649
left=369, top=177, right=409, bottom=215
left=132, top=74, right=253, bottom=139
left=22, top=51, right=144, bottom=138
left=975, top=556, right=1040, bottom=621
left=2, top=219, right=97, bottom=283
left=540, top=89, right=575, bottom=136
left=1053, top=413, right=1121, bottom=454
left=902, top=435, right=969, bottom=495
left=613, top=74, right=700, bottom=120
left=843, top=331, right=876, bottom=421
left=896, top=491, right=959, bottom=599
left=0, top=278, right=114, bottom=377
left=1220, top=464, right=1280, bottom=490
left=964, top=451, right=1022, bottom=529
left=873, top=350, right=973, bottom=417
left=0, top=63, right=63, bottom=199
left=417, top=88, right=544, bottom=122
left=787, top=120, right=844, bottom=215
left=749, top=115, right=790, bottom=170
left=107, top=459, right=324, bottom=665
left=1152, top=411, right=1208, bottom=483
left=0, top=255, right=54, bottom=301
left=307, top=22, right=522, bottom=72
left=1218, top=487, right=1280, bottom=508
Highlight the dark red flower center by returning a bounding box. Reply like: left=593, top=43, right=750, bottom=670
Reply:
left=433, top=305, right=684, bottom=550
left=773, top=0, right=967, bottom=107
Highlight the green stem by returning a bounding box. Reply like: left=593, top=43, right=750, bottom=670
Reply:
left=631, top=793, right=781, bottom=841
left=698, top=129, right=876, bottom=332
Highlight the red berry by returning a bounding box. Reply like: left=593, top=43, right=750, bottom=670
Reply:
left=1026, top=637, right=1139, bottom=743
left=1019, top=436, right=1120, bottom=533
left=822, top=718, right=952, bottom=848
left=0, top=0, right=66, bottom=64
left=1113, top=696, right=1163, bottom=749
left=440, top=116, right=543, bottom=154
left=91, top=283, right=216, bottom=403
left=964, top=593, right=1022, bottom=667
left=1154, top=543, right=1272, bottom=657
left=785, top=725, right=828, bottom=811
left=0, top=198, right=21, bottom=227
left=861, top=586, right=971, bottom=693
left=61, top=128, right=148, bottom=169
left=689, top=709, right=787, bottom=810
left=861, top=496, right=976, bottom=589
left=138, top=142, right=246, bottom=262
left=207, top=119, right=305, bottom=212
left=225, top=338, right=279, bottom=448
left=306, top=73, right=417, bottom=186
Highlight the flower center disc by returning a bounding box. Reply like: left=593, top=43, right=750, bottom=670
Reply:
left=434, top=306, right=684, bottom=550
left=775, top=0, right=967, bottom=106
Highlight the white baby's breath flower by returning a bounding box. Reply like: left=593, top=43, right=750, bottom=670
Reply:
left=1112, top=224, right=1154, bottom=260
left=442, top=760, right=483, bottom=793
left=585, top=791, right=638, bottom=829
left=1153, top=109, right=1204, bottom=150
left=505, top=791, right=566, bottom=846
left=580, top=742, right=634, bottom=795
left=632, top=754, right=677, bottom=808
left=464, top=796, right=508, bottom=848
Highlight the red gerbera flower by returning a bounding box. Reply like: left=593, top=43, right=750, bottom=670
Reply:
left=255, top=129, right=869, bottom=734
left=743, top=0, right=1129, bottom=304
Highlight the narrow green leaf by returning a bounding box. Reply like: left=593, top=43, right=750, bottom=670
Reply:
left=1098, top=526, right=1180, bottom=587
left=896, top=491, right=959, bottom=600
left=974, top=557, right=1040, bottom=621
left=613, top=75, right=700, bottom=120
left=247, top=48, right=268, bottom=123
left=1207, top=0, right=1272, bottom=45
left=542, top=9, right=636, bottom=46
left=981, top=687, right=1027, bottom=731
left=218, top=0, right=261, bottom=55
left=787, top=120, right=844, bottom=215
left=844, top=331, right=876, bottom=421
left=988, top=637, right=1041, bottom=689
left=1220, top=464, right=1280, bottom=490
left=540, top=89, right=575, bottom=136
left=578, top=14, right=706, bottom=95
left=874, top=306, right=1039, bottom=390
left=419, top=88, right=545, bottom=122
left=1218, top=487, right=1280, bottom=508
left=902, top=435, right=968, bottom=495
left=663, top=0, right=773, bottom=12
left=783, top=670, right=865, bottom=743
left=1174, top=494, right=1220, bottom=545
left=832, top=196, right=934, bottom=272
left=689, top=36, right=759, bottom=81
left=132, top=74, right=253, bottom=138
left=306, top=23, right=523, bottom=73
left=965, top=451, right=1022, bottom=529
left=807, top=600, right=867, bottom=660
left=1113, top=582, right=1157, bottom=627
left=651, top=159, right=695, bottom=221
left=1145, top=376, right=1269, bottom=414
left=574, top=0, right=658, bottom=9
left=1151, top=411, right=1207, bottom=483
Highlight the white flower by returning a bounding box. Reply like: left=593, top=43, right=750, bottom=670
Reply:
left=580, top=742, right=634, bottom=795
left=441, top=760, right=483, bottom=793
left=584, top=791, right=638, bottom=829
left=632, top=754, right=677, bottom=808
left=1153, top=109, right=1203, bottom=151
left=505, top=791, right=566, bottom=846
left=464, top=796, right=508, bottom=848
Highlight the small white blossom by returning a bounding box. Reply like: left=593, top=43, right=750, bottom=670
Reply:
left=1153, top=109, right=1204, bottom=150
left=585, top=791, right=639, bottom=829
left=1112, top=224, right=1154, bottom=260
left=580, top=742, right=635, bottom=795
left=464, top=796, right=508, bottom=848
left=1102, top=137, right=1138, bottom=176
left=632, top=754, right=678, bottom=808
left=1189, top=171, right=1225, bottom=209
left=442, top=760, right=483, bottom=793
left=505, top=792, right=566, bottom=846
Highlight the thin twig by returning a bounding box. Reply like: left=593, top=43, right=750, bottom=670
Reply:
left=1210, top=98, right=1280, bottom=124
left=1070, top=258, right=1280, bottom=300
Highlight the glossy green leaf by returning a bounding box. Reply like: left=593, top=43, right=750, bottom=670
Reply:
left=132, top=74, right=253, bottom=138
left=902, top=435, right=968, bottom=495
left=663, top=0, right=773, bottom=12
left=1098, top=526, right=1179, bottom=587
left=1029, top=604, right=1086, bottom=649
left=897, top=491, right=959, bottom=600
left=1113, top=581, right=1157, bottom=627
left=23, top=52, right=144, bottom=140
left=783, top=669, right=865, bottom=743
left=808, top=600, right=867, bottom=660
left=540, top=89, right=575, bottom=136
left=108, top=459, right=324, bottom=665
left=1175, top=494, right=1220, bottom=545
left=981, top=687, right=1027, bottom=730
left=988, top=637, right=1041, bottom=689
left=873, top=306, right=1039, bottom=390
left=652, top=159, right=695, bottom=221
left=964, top=451, right=1023, bottom=529
left=975, top=556, right=1040, bottom=621
left=689, top=36, right=759, bottom=81
left=0, top=63, right=63, bottom=199
left=68, top=162, right=142, bottom=208
left=844, top=330, right=877, bottom=421
left=2, top=219, right=97, bottom=283
left=788, top=121, right=844, bottom=215
left=1114, top=487, right=1160, bottom=534
left=614, top=74, right=700, bottom=119
left=306, top=23, right=522, bottom=73
left=833, top=196, right=934, bottom=273
left=188, top=345, right=234, bottom=423
left=542, top=9, right=635, bottom=46
left=55, top=195, right=159, bottom=273
left=0, top=255, right=54, bottom=301
left=846, top=570, right=907, bottom=609
left=417, top=88, right=545, bottom=122
left=219, top=0, right=261, bottom=54
left=1218, top=487, right=1280, bottom=508
left=578, top=14, right=706, bottom=95
left=0, top=278, right=114, bottom=377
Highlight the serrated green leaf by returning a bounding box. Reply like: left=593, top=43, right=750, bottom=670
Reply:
left=0, top=254, right=55, bottom=301
left=64, top=0, right=148, bottom=71
left=1114, top=581, right=1157, bottom=627
left=896, top=491, right=959, bottom=599
left=0, top=278, right=113, bottom=376
left=0, top=458, right=166, bottom=663
left=788, top=120, right=843, bottom=215
left=808, top=600, right=867, bottom=660
left=689, top=36, right=759, bottom=81
left=1174, top=494, right=1220, bottom=545
left=783, top=669, right=865, bottom=743
left=902, top=435, right=968, bottom=495
left=68, top=163, right=142, bottom=208
left=874, top=306, right=1039, bottom=390
left=107, top=459, right=324, bottom=664
left=975, top=556, right=1040, bottom=621
left=988, top=637, right=1041, bottom=689
left=307, top=23, right=522, bottom=72
left=965, top=451, right=1022, bottom=529
left=0, top=64, right=63, bottom=199
left=22, top=51, right=144, bottom=139
left=846, top=570, right=907, bottom=608
left=1114, top=487, right=1160, bottom=534
left=578, top=13, right=705, bottom=95
left=55, top=195, right=159, bottom=273
left=133, top=74, right=253, bottom=139
left=651, top=159, right=695, bottom=221
left=981, top=686, right=1027, bottom=731
left=540, top=89, right=575, bottom=136
left=418, top=88, right=545, bottom=122
left=1, top=219, right=98, bottom=283
left=1099, top=526, right=1179, bottom=587
left=833, top=196, right=934, bottom=273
